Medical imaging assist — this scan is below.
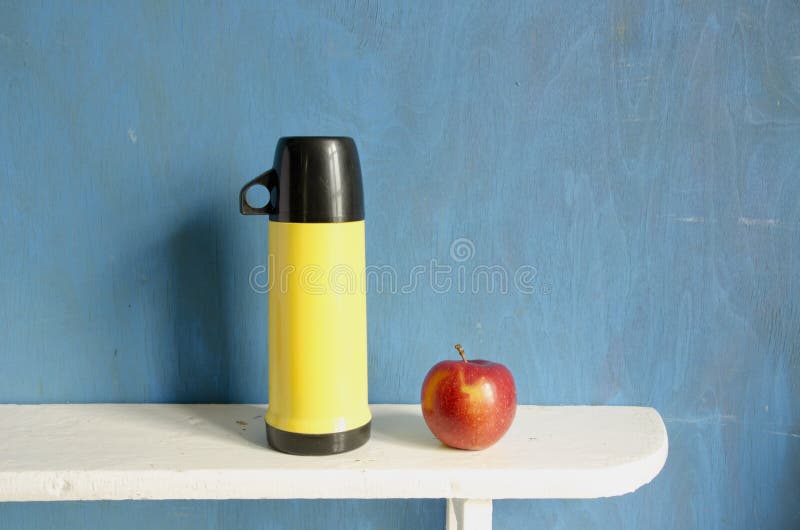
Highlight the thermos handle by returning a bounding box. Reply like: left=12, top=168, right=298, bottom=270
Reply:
left=240, top=169, right=278, bottom=215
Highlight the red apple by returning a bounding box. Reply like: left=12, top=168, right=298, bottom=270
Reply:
left=421, top=344, right=517, bottom=450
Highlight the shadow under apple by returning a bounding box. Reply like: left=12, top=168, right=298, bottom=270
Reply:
left=370, top=408, right=445, bottom=449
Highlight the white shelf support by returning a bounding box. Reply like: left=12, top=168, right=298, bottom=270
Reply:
left=447, top=498, right=493, bottom=530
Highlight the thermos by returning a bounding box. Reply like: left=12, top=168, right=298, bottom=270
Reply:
left=240, top=137, right=370, bottom=455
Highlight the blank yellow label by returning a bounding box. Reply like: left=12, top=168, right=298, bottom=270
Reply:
left=266, top=221, right=370, bottom=434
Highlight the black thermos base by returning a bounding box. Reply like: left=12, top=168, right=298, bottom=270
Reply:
left=266, top=420, right=371, bottom=455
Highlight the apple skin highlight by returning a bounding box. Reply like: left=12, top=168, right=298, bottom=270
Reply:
left=421, top=345, right=517, bottom=450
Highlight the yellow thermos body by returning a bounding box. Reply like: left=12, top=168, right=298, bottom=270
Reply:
left=240, top=137, right=370, bottom=455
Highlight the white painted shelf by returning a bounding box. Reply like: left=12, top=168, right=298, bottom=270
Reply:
left=0, top=404, right=667, bottom=529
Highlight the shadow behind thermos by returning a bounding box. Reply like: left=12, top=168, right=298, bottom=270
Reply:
left=240, top=137, right=370, bottom=455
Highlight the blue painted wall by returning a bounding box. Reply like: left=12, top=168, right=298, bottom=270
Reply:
left=1, top=1, right=798, bottom=528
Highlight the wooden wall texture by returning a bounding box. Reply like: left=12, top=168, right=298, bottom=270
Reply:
left=1, top=1, right=798, bottom=528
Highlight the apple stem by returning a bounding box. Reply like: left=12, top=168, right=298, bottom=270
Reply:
left=454, top=344, right=468, bottom=363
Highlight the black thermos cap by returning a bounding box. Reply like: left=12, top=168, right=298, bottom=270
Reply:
left=240, top=136, right=365, bottom=223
